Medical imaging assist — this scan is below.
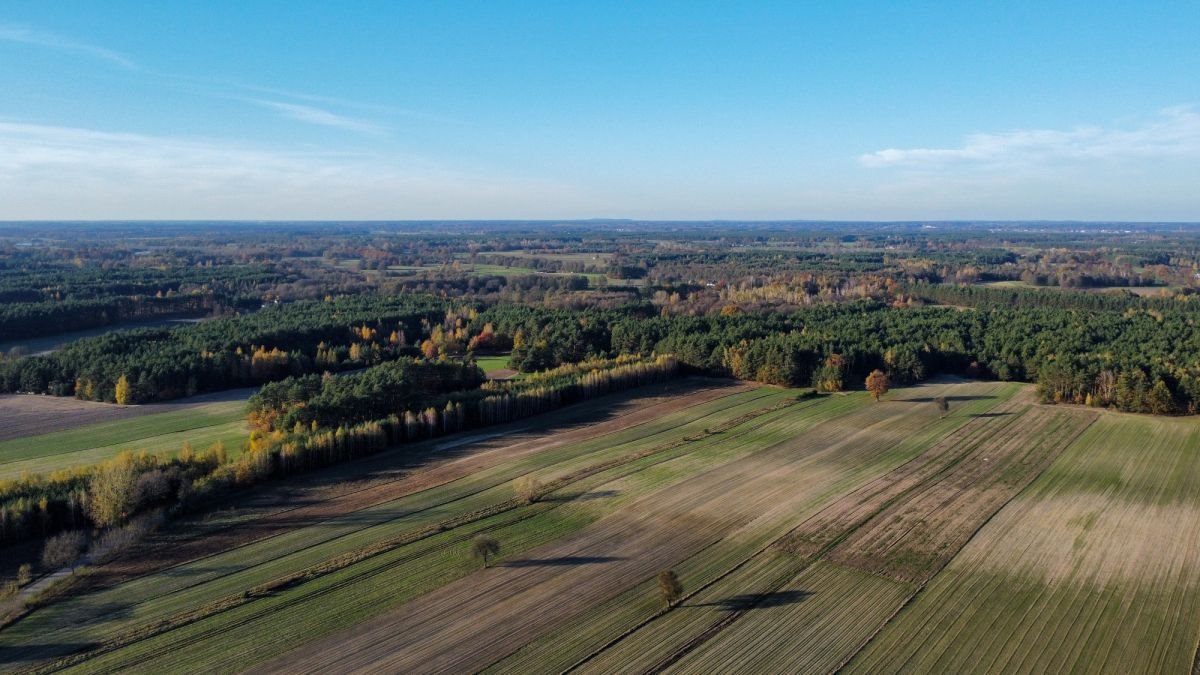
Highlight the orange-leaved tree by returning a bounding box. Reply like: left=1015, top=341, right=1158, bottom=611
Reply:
left=865, top=369, right=890, bottom=401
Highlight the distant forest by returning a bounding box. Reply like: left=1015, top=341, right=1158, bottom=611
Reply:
left=2, top=220, right=1200, bottom=414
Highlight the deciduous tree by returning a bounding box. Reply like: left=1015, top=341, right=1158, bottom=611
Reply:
left=865, top=369, right=889, bottom=401
left=88, top=453, right=139, bottom=528
left=934, top=396, right=949, bottom=417
left=514, top=476, right=543, bottom=504
left=114, top=374, right=132, bottom=405
left=472, top=535, right=501, bottom=568
left=658, top=569, right=683, bottom=608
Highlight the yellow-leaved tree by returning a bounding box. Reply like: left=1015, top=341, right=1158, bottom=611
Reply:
left=114, top=374, right=132, bottom=405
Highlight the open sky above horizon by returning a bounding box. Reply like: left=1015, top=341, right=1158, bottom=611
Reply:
left=1, top=2, right=1198, bottom=221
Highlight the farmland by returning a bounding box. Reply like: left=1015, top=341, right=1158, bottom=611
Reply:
left=0, top=392, right=252, bottom=479
left=845, top=412, right=1200, bottom=674
left=0, top=368, right=1197, bottom=673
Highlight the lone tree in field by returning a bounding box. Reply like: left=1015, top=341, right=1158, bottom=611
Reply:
left=472, top=535, right=501, bottom=568
left=514, top=476, right=543, bottom=505
left=934, top=396, right=950, bottom=417
left=658, top=569, right=684, bottom=608
left=865, top=369, right=890, bottom=401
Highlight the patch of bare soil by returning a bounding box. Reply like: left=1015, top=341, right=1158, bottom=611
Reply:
left=778, top=388, right=1036, bottom=558
left=826, top=406, right=1097, bottom=584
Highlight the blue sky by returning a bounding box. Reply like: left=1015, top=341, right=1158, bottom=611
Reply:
left=1, top=1, right=1198, bottom=220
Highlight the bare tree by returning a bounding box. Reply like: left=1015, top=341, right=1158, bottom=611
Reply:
left=658, top=569, right=683, bottom=608
left=41, top=530, right=87, bottom=573
left=472, top=535, right=501, bottom=568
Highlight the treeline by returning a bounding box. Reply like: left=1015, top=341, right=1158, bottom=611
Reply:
left=470, top=253, right=608, bottom=275
left=0, top=354, right=677, bottom=548
left=386, top=272, right=596, bottom=300
left=0, top=264, right=284, bottom=342
left=8, top=279, right=1200, bottom=418
left=0, top=264, right=281, bottom=303
left=909, top=282, right=1200, bottom=313
left=466, top=302, right=1200, bottom=415
left=0, top=295, right=217, bottom=343
left=248, top=359, right=485, bottom=432
left=0, top=445, right=228, bottom=546
left=254, top=354, right=679, bottom=476
left=0, top=295, right=457, bottom=403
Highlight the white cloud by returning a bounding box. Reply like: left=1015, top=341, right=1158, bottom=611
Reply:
left=0, top=23, right=135, bottom=68
left=250, top=99, right=387, bottom=135
left=860, top=106, right=1200, bottom=169
left=0, top=121, right=572, bottom=219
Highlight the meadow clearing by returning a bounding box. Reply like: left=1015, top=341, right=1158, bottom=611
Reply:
left=2, top=378, right=1197, bottom=674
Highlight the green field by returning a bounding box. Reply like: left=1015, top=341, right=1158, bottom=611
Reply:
left=474, top=354, right=514, bottom=375
left=0, top=400, right=249, bottom=479
left=7, top=381, right=1200, bottom=674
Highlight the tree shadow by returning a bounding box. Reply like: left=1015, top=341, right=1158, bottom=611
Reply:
left=157, top=565, right=246, bottom=578
left=694, top=589, right=813, bottom=610
left=501, top=556, right=625, bottom=568
left=0, top=643, right=99, bottom=664
left=541, top=490, right=620, bottom=503
left=67, top=600, right=135, bottom=623
left=903, top=395, right=995, bottom=403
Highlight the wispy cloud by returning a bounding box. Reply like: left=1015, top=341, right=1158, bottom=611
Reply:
left=232, top=83, right=388, bottom=114
left=0, top=121, right=568, bottom=219
left=0, top=23, right=135, bottom=68
left=860, top=107, right=1200, bottom=169
left=232, top=82, right=456, bottom=125
left=249, top=99, right=387, bottom=135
